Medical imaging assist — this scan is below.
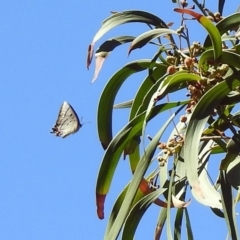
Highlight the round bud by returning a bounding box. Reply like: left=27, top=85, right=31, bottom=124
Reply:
left=180, top=115, right=188, bottom=123
left=184, top=57, right=193, bottom=67
left=181, top=0, right=188, bottom=7
left=167, top=65, right=176, bottom=75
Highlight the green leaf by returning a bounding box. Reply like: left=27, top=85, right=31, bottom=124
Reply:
left=156, top=71, right=201, bottom=100
left=113, top=100, right=133, bottom=109
left=174, top=8, right=222, bottom=60
left=129, top=65, right=168, bottom=120
left=196, top=16, right=222, bottom=60
left=155, top=208, right=167, bottom=239
left=204, top=13, right=240, bottom=48
left=92, top=36, right=135, bottom=82
left=121, top=188, right=167, bottom=240
left=236, top=44, right=240, bottom=54
left=220, top=170, right=240, bottom=239
left=199, top=49, right=240, bottom=72
left=135, top=73, right=168, bottom=117
left=192, top=151, right=222, bottom=209
left=218, top=0, right=225, bottom=15
left=226, top=156, right=240, bottom=189
left=184, top=209, right=194, bottom=240
left=98, top=60, right=163, bottom=149
left=210, top=144, right=226, bottom=154
left=150, top=45, right=173, bottom=69
left=96, top=101, right=188, bottom=196
left=174, top=208, right=184, bottom=240
left=96, top=36, right=135, bottom=56
left=88, top=10, right=170, bottom=68
left=93, top=10, right=169, bottom=44
left=128, top=28, right=178, bottom=54
left=211, top=208, right=224, bottom=218
left=105, top=181, right=145, bottom=236
left=220, top=133, right=240, bottom=170
left=143, top=71, right=200, bottom=136
left=184, top=71, right=240, bottom=199
left=221, top=51, right=240, bottom=68
left=166, top=161, right=175, bottom=240
left=128, top=144, right=141, bottom=173
left=198, top=16, right=222, bottom=60
left=106, top=170, right=161, bottom=234
left=125, top=64, right=168, bottom=160
left=105, top=106, right=185, bottom=240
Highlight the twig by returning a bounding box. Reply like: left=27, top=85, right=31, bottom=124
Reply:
left=192, top=0, right=207, bottom=16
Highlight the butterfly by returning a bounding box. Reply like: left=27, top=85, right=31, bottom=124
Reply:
left=50, top=101, right=82, bottom=138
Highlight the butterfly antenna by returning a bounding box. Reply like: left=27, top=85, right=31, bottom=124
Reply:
left=81, top=117, right=91, bottom=126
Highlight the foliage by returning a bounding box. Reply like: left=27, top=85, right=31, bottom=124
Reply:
left=88, top=1, right=240, bottom=239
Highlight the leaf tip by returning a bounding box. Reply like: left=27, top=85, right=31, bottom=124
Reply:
left=172, top=195, right=191, bottom=208
left=91, top=56, right=105, bottom=83
left=174, top=8, right=202, bottom=20
left=128, top=47, right=132, bottom=56
left=96, top=193, right=106, bottom=219
left=87, top=43, right=94, bottom=69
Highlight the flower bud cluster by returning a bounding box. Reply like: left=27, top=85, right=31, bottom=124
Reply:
left=157, top=135, right=184, bottom=166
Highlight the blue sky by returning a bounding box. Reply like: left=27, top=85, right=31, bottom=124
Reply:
left=0, top=1, right=239, bottom=239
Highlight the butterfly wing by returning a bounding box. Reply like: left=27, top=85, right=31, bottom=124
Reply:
left=51, top=101, right=81, bottom=138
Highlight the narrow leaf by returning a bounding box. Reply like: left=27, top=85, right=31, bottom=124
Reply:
left=96, top=101, right=188, bottom=219
left=93, top=11, right=168, bottom=43
left=184, top=71, right=240, bottom=204
left=87, top=10, right=169, bottom=68
left=121, top=188, right=167, bottom=240
left=218, top=0, right=225, bottom=15
left=220, top=170, right=240, bottom=239
left=155, top=208, right=167, bottom=239
left=105, top=181, right=145, bottom=235
left=129, top=65, right=168, bottom=120
left=113, top=100, right=133, bottom=109
left=98, top=60, right=163, bottom=149
left=92, top=36, right=135, bottom=82
left=226, top=156, right=240, bottom=189
left=184, top=209, right=194, bottom=240
left=174, top=8, right=222, bottom=60
left=105, top=106, right=185, bottom=240
left=204, top=13, right=240, bottom=48
left=174, top=208, right=184, bottom=240
left=199, top=49, right=240, bottom=72
left=128, top=28, right=178, bottom=55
